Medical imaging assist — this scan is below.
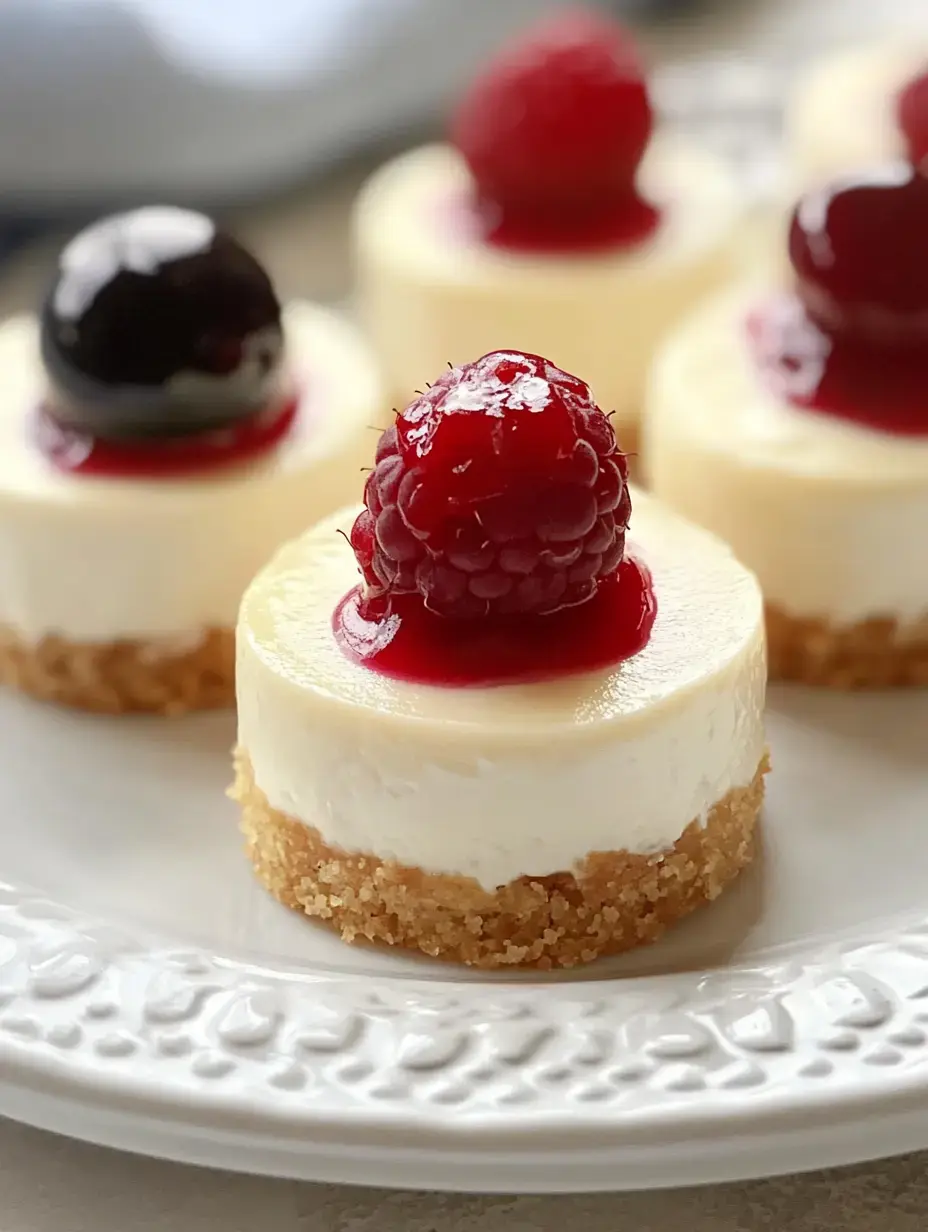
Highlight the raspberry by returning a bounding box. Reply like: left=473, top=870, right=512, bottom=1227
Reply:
left=788, top=165, right=928, bottom=342
left=351, top=351, right=631, bottom=620
left=898, top=68, right=928, bottom=168
left=450, top=9, right=652, bottom=230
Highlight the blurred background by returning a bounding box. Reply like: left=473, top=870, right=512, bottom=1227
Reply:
left=0, top=0, right=923, bottom=309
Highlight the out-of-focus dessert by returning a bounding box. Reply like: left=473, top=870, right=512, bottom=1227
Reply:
left=354, top=7, right=742, bottom=457
left=0, top=206, right=383, bottom=713
left=646, top=165, right=928, bottom=688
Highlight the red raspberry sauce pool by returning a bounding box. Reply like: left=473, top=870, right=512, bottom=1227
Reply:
left=477, top=194, right=661, bottom=255
left=333, top=556, right=656, bottom=688
left=442, top=192, right=661, bottom=256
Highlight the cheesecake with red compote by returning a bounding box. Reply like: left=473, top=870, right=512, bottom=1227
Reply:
left=234, top=349, right=768, bottom=969
left=353, top=8, right=742, bottom=457
left=645, top=164, right=928, bottom=687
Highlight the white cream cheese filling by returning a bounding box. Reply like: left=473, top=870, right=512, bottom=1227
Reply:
left=236, top=490, right=766, bottom=890
left=0, top=302, right=384, bottom=644
left=353, top=134, right=742, bottom=437
left=645, top=287, right=928, bottom=626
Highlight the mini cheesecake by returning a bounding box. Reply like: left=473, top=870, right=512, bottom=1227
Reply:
left=645, top=165, right=928, bottom=688
left=785, top=42, right=928, bottom=191
left=353, top=10, right=741, bottom=457
left=0, top=207, right=383, bottom=714
left=234, top=350, right=767, bottom=969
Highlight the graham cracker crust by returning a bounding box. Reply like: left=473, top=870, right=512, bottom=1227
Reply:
left=233, top=750, right=768, bottom=970
left=0, top=625, right=235, bottom=715
left=766, top=605, right=928, bottom=689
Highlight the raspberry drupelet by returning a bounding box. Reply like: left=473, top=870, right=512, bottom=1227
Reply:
left=350, top=350, right=631, bottom=620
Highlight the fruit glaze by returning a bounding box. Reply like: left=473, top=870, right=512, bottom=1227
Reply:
left=749, top=163, right=928, bottom=437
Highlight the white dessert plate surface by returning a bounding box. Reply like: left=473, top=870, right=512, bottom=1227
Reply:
left=0, top=684, right=925, bottom=1191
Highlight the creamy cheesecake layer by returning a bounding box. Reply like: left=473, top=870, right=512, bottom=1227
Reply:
left=644, top=287, right=928, bottom=626
left=354, top=135, right=741, bottom=440
left=236, top=490, right=766, bottom=892
left=785, top=43, right=926, bottom=193
left=0, top=303, right=383, bottom=643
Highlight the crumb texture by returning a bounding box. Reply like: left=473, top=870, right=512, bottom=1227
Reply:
left=0, top=626, right=235, bottom=714
left=233, top=750, right=768, bottom=970
left=766, top=605, right=928, bottom=689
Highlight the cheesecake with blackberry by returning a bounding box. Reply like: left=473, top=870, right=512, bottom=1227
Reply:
left=0, top=206, right=383, bottom=713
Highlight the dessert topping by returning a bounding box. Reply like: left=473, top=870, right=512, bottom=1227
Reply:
left=450, top=9, right=659, bottom=251
left=352, top=350, right=631, bottom=619
left=38, top=206, right=295, bottom=475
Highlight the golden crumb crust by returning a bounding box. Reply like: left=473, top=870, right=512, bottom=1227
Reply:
left=232, top=749, right=768, bottom=970
left=0, top=625, right=235, bottom=715
left=766, top=605, right=928, bottom=689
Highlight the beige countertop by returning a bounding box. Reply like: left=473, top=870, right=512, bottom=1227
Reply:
left=2, top=1115, right=928, bottom=1232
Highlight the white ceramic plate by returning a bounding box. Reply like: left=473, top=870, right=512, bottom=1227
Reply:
left=0, top=683, right=926, bottom=1192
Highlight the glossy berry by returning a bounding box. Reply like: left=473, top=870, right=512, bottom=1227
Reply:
left=788, top=164, right=928, bottom=343
left=450, top=8, right=652, bottom=230
left=351, top=351, right=631, bottom=620
left=40, top=206, right=283, bottom=440
left=898, top=68, right=928, bottom=168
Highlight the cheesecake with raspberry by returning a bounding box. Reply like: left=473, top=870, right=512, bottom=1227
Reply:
left=645, top=165, right=928, bottom=688
left=786, top=44, right=928, bottom=193
left=353, top=9, right=741, bottom=457
left=0, top=206, right=383, bottom=714
left=234, top=350, right=767, bottom=969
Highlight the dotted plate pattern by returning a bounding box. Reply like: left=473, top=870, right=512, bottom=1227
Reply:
left=4, top=882, right=928, bottom=1127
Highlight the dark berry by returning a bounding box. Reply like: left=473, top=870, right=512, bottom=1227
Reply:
left=40, top=206, right=283, bottom=440
left=451, top=9, right=652, bottom=232
left=788, top=164, right=928, bottom=343
left=350, top=350, right=631, bottom=619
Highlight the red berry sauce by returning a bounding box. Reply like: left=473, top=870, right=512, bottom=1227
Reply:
left=445, top=191, right=660, bottom=257
left=450, top=9, right=661, bottom=255
left=749, top=164, right=928, bottom=436
left=35, top=393, right=300, bottom=478
left=336, top=350, right=656, bottom=688
left=334, top=557, right=655, bottom=688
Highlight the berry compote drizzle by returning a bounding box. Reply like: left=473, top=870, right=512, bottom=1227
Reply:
left=35, top=397, right=299, bottom=479
left=748, top=164, right=928, bottom=436
left=334, top=560, right=655, bottom=688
